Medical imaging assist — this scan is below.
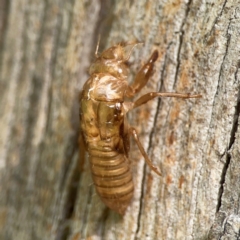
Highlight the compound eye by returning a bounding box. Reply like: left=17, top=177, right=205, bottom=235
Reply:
left=101, top=46, right=123, bottom=60
left=101, top=49, right=115, bottom=59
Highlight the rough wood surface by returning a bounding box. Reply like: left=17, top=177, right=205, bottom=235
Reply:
left=0, top=0, right=239, bottom=239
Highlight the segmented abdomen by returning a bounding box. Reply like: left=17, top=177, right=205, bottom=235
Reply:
left=89, top=149, right=133, bottom=215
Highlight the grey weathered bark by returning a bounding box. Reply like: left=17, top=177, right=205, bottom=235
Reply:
left=0, top=0, right=239, bottom=239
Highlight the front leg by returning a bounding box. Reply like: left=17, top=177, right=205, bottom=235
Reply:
left=125, top=50, right=159, bottom=98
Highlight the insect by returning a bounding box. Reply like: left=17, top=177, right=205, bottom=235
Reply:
left=79, top=41, right=201, bottom=215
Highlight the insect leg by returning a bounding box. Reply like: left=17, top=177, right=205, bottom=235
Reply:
left=129, top=127, right=161, bottom=176
left=132, top=92, right=202, bottom=109
left=125, top=50, right=159, bottom=98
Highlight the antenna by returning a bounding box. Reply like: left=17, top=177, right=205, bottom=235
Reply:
left=95, top=35, right=101, bottom=57
left=124, top=41, right=143, bottom=61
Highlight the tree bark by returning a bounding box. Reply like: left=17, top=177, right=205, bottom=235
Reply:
left=0, top=0, right=239, bottom=239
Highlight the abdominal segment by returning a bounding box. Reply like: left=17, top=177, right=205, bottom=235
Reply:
left=90, top=150, right=133, bottom=215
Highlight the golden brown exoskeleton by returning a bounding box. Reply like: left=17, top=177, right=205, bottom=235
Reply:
left=79, top=42, right=201, bottom=215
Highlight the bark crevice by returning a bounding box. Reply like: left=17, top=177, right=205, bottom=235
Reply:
left=215, top=22, right=232, bottom=213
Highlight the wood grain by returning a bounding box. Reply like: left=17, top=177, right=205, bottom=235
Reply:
left=0, top=0, right=239, bottom=239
